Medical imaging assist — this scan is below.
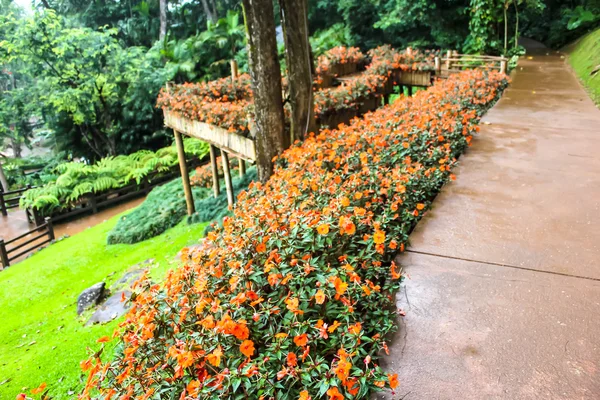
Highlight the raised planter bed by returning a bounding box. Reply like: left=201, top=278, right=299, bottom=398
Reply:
left=397, top=70, right=433, bottom=87
left=164, top=110, right=256, bottom=162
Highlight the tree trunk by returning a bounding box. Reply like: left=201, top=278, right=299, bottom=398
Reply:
left=279, top=0, right=316, bottom=142
left=242, top=0, right=286, bottom=182
left=503, top=3, right=508, bottom=55
left=201, top=0, right=217, bottom=23
left=0, top=161, right=8, bottom=192
left=159, top=0, right=168, bottom=41
left=514, top=1, right=519, bottom=49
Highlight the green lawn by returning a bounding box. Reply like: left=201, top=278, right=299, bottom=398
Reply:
left=0, top=213, right=207, bottom=399
left=569, top=27, right=600, bottom=105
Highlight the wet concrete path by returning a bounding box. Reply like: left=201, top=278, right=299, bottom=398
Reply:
left=382, top=50, right=600, bottom=398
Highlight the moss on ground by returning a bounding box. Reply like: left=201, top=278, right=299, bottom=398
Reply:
left=0, top=215, right=207, bottom=399
left=569, top=27, right=600, bottom=105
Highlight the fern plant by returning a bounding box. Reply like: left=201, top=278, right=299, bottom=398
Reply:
left=20, top=138, right=210, bottom=216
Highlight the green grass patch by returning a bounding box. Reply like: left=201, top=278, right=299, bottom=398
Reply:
left=0, top=214, right=207, bottom=399
left=569, top=27, right=600, bottom=105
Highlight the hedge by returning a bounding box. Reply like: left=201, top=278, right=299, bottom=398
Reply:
left=81, top=70, right=508, bottom=400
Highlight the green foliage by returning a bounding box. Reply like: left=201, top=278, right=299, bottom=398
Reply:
left=569, top=27, right=600, bottom=105
left=107, top=176, right=211, bottom=244
left=108, top=167, right=256, bottom=244
left=19, top=138, right=209, bottom=215
left=309, top=23, right=352, bottom=56
left=0, top=9, right=175, bottom=159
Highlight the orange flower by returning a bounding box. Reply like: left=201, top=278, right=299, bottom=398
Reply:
left=16, top=394, right=26, bottom=400
left=314, top=289, right=326, bottom=304
left=327, top=320, right=341, bottom=333
left=388, top=373, right=399, bottom=389
left=340, top=196, right=350, bottom=207
left=31, top=382, right=47, bottom=395
left=294, top=333, right=308, bottom=347
left=286, top=352, right=298, bottom=367
left=240, top=340, right=255, bottom=358
left=186, top=380, right=200, bottom=396
left=326, top=387, right=344, bottom=400
left=96, top=336, right=110, bottom=343
left=317, top=223, right=330, bottom=235
left=256, top=243, right=266, bottom=253
left=373, top=229, right=386, bottom=244
left=416, top=203, right=425, bottom=210
left=206, top=346, right=223, bottom=367
left=299, top=390, right=311, bottom=400
left=333, top=277, right=348, bottom=296
left=349, top=322, right=362, bottom=335
left=339, top=215, right=356, bottom=235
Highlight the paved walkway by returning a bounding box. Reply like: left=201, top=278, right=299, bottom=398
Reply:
left=382, top=50, right=600, bottom=398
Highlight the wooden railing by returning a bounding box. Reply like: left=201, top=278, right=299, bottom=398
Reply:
left=440, top=51, right=508, bottom=75
left=0, top=185, right=35, bottom=216
left=0, top=217, right=54, bottom=268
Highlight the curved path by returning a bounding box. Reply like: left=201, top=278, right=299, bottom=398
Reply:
left=383, top=49, right=600, bottom=398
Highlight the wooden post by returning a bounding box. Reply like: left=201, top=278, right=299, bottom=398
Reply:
left=231, top=59, right=239, bottom=93
left=452, top=50, right=458, bottom=70
left=231, top=59, right=239, bottom=80
left=445, top=50, right=451, bottom=70
left=45, top=217, right=55, bottom=241
left=500, top=59, right=507, bottom=74
left=221, top=151, right=234, bottom=207
left=174, top=130, right=195, bottom=215
left=0, top=189, right=6, bottom=217
left=209, top=145, right=220, bottom=198
left=434, top=56, right=441, bottom=75
left=238, top=158, right=246, bottom=178
left=0, top=239, right=8, bottom=268
left=90, top=196, right=98, bottom=213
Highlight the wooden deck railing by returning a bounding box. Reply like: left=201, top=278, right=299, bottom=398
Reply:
left=0, top=217, right=54, bottom=268
left=0, top=185, right=35, bottom=216
left=440, top=51, right=508, bottom=75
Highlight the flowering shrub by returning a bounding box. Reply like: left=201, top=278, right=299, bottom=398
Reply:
left=82, top=70, right=508, bottom=400
left=157, top=46, right=445, bottom=136
left=156, top=74, right=254, bottom=133
left=315, top=46, right=367, bottom=77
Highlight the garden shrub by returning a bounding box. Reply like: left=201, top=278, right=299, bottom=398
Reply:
left=82, top=70, right=508, bottom=399
left=106, top=178, right=210, bottom=245
left=107, top=168, right=257, bottom=245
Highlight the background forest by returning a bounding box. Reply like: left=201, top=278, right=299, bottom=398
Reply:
left=0, top=0, right=599, bottom=167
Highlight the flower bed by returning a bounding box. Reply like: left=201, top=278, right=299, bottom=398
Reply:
left=315, top=46, right=367, bottom=80
left=158, top=46, right=442, bottom=136
left=81, top=70, right=508, bottom=400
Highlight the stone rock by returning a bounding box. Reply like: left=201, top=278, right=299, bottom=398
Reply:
left=85, top=266, right=149, bottom=325
left=77, top=282, right=105, bottom=315
left=86, top=290, right=131, bottom=326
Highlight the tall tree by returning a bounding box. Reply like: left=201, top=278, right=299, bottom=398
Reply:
left=159, top=0, right=168, bottom=41
left=241, top=0, right=285, bottom=182
left=279, top=0, right=315, bottom=142
left=201, top=0, right=219, bottom=23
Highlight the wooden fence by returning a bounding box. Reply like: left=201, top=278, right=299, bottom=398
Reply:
left=0, top=217, right=54, bottom=268
left=0, top=185, right=35, bottom=216
left=440, top=51, right=508, bottom=76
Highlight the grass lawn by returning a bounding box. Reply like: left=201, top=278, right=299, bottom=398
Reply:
left=0, top=213, right=207, bottom=399
left=569, top=27, right=600, bottom=105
